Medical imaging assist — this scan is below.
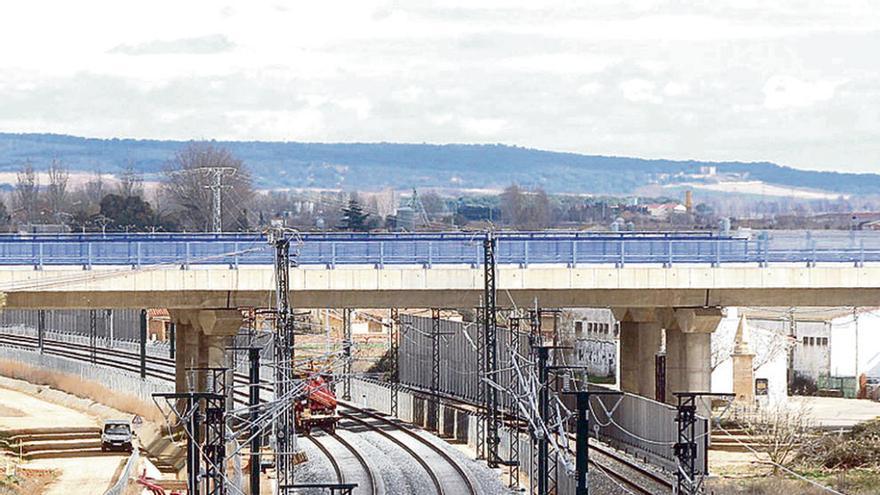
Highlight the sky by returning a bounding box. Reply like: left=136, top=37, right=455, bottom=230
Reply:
left=1, top=0, right=879, bottom=172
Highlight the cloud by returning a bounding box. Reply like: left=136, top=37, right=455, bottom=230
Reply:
left=578, top=82, right=603, bottom=96
left=762, top=75, right=839, bottom=110
left=2, top=1, right=880, bottom=172
left=109, top=34, right=235, bottom=55
left=620, top=79, right=661, bottom=104
left=461, top=117, right=507, bottom=136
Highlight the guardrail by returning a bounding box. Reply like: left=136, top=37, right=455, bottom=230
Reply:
left=2, top=230, right=880, bottom=268
left=103, top=449, right=140, bottom=495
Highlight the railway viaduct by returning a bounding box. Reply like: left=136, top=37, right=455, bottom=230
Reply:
left=1, top=230, right=880, bottom=402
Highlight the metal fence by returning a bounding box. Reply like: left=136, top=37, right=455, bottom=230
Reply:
left=399, top=314, right=529, bottom=406
left=586, top=388, right=708, bottom=474
left=398, top=314, right=706, bottom=475
left=0, top=323, right=170, bottom=358
left=0, top=309, right=144, bottom=341
left=3, top=230, right=880, bottom=267
left=0, top=347, right=172, bottom=402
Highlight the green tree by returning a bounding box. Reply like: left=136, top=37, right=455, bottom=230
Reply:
left=99, top=193, right=173, bottom=231
left=338, top=197, right=370, bottom=232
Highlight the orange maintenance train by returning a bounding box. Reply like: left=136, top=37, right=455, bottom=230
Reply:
left=294, top=371, right=338, bottom=435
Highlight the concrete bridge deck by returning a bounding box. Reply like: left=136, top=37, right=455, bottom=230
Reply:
left=1, top=231, right=880, bottom=309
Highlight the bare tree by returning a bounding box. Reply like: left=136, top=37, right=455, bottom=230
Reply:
left=500, top=183, right=524, bottom=226
left=733, top=401, right=814, bottom=473
left=84, top=171, right=105, bottom=207
left=14, top=163, right=40, bottom=224
left=162, top=143, right=253, bottom=232
left=117, top=163, right=144, bottom=198
left=46, top=160, right=69, bottom=220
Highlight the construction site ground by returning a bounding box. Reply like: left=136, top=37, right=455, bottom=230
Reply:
left=0, top=385, right=128, bottom=495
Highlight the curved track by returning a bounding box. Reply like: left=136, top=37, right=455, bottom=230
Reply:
left=0, top=330, right=673, bottom=494
left=306, top=432, right=380, bottom=495
left=340, top=405, right=477, bottom=495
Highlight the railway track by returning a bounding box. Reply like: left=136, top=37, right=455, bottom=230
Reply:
left=0, top=330, right=673, bottom=494
left=306, top=432, right=381, bottom=495
left=340, top=406, right=476, bottom=495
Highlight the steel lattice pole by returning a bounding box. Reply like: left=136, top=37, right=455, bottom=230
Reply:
left=390, top=308, right=399, bottom=417
left=484, top=233, right=500, bottom=467
left=270, top=231, right=296, bottom=494
left=508, top=316, right=522, bottom=488
left=343, top=308, right=352, bottom=401
left=430, top=308, right=441, bottom=431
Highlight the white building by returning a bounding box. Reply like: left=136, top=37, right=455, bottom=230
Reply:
left=712, top=308, right=790, bottom=404
left=570, top=308, right=618, bottom=380
left=713, top=307, right=880, bottom=403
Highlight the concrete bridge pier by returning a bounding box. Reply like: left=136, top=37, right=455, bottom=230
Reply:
left=615, top=308, right=663, bottom=400
left=664, top=308, right=722, bottom=406
left=169, top=309, right=244, bottom=405
left=615, top=307, right=721, bottom=404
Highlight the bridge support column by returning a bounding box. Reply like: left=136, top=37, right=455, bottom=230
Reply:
left=665, top=309, right=722, bottom=406
left=170, top=309, right=243, bottom=396
left=615, top=308, right=663, bottom=399
left=175, top=322, right=198, bottom=393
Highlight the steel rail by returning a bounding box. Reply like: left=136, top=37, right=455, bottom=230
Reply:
left=306, top=435, right=344, bottom=485
left=337, top=410, right=446, bottom=495
left=0, top=329, right=671, bottom=494
left=339, top=404, right=477, bottom=495
left=330, top=432, right=379, bottom=495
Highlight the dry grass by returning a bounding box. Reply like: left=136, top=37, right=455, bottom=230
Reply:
left=708, top=470, right=880, bottom=495
left=0, top=360, right=165, bottom=424
left=0, top=467, right=58, bottom=495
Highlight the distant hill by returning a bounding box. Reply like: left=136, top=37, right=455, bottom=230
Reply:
left=0, top=132, right=876, bottom=195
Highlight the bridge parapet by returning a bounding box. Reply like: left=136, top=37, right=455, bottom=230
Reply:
left=1, top=230, right=879, bottom=268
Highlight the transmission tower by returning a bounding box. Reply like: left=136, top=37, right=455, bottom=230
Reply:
left=408, top=188, right=431, bottom=228
left=198, top=167, right=237, bottom=233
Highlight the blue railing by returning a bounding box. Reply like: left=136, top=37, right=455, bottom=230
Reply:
left=0, top=231, right=878, bottom=268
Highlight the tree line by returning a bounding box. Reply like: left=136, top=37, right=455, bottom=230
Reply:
left=0, top=142, right=725, bottom=234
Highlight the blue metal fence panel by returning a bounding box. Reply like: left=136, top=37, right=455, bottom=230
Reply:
left=1, top=230, right=879, bottom=267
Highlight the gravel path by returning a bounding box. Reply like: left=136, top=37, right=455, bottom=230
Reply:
left=0, top=385, right=126, bottom=495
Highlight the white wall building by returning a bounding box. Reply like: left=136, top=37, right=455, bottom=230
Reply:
left=712, top=308, right=789, bottom=404
left=570, top=308, right=618, bottom=380
left=828, top=308, right=880, bottom=378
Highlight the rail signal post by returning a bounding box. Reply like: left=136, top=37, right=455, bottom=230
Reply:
left=673, top=392, right=734, bottom=495
left=564, top=390, right=623, bottom=495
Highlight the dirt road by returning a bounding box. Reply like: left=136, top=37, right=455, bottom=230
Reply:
left=0, top=386, right=128, bottom=495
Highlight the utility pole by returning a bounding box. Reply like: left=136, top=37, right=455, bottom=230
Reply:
left=535, top=346, right=551, bottom=495
left=248, top=347, right=262, bottom=495
left=197, top=167, right=236, bottom=233
left=854, top=307, right=860, bottom=380
left=269, top=228, right=297, bottom=494
left=484, top=231, right=501, bottom=467
left=429, top=308, right=441, bottom=431
left=37, top=310, right=45, bottom=354
left=342, top=308, right=352, bottom=401
left=390, top=308, right=400, bottom=417
left=563, top=390, right=622, bottom=495
left=139, top=309, right=147, bottom=379
left=508, top=315, right=523, bottom=488
left=89, top=309, right=97, bottom=364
